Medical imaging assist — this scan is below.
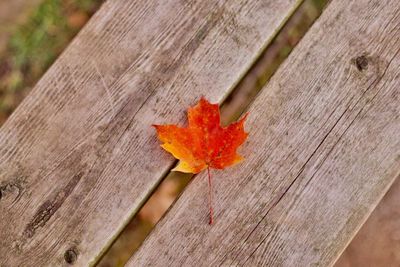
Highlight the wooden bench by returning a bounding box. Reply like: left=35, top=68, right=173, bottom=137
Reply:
left=0, top=0, right=399, bottom=266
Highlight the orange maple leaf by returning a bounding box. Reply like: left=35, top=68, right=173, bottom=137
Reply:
left=153, top=97, right=248, bottom=224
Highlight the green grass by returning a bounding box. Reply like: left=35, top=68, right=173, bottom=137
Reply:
left=11, top=0, right=64, bottom=69
left=0, top=0, right=102, bottom=123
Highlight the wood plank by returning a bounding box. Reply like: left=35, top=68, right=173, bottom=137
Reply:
left=127, top=0, right=400, bottom=266
left=0, top=0, right=302, bottom=266
left=334, top=177, right=400, bottom=267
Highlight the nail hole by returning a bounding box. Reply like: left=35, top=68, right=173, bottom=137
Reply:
left=354, top=55, right=368, bottom=71
left=64, top=248, right=78, bottom=264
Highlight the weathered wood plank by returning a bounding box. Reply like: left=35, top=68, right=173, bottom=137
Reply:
left=127, top=0, right=400, bottom=266
left=0, top=0, right=302, bottom=266
left=334, top=177, right=400, bottom=267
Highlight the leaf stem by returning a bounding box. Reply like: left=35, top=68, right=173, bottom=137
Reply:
left=207, top=166, right=213, bottom=225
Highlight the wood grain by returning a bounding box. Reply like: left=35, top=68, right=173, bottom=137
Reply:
left=127, top=0, right=400, bottom=266
left=334, top=176, right=400, bottom=267
left=0, top=0, right=302, bottom=266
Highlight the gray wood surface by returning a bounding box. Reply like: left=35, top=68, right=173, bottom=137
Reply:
left=0, top=0, right=302, bottom=266
left=335, top=177, right=400, bottom=267
left=127, top=0, right=400, bottom=266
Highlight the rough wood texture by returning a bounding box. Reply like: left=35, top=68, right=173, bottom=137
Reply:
left=0, top=0, right=302, bottom=266
left=335, top=177, right=400, bottom=267
left=127, top=0, right=400, bottom=266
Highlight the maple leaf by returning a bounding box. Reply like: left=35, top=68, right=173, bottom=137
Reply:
left=153, top=97, right=248, bottom=224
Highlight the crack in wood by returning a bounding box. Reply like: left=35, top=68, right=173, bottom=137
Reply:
left=240, top=46, right=400, bottom=266
left=23, top=171, right=84, bottom=239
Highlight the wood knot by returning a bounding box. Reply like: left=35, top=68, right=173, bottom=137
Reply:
left=64, top=248, right=78, bottom=264
left=0, top=183, right=21, bottom=203
left=354, top=55, right=368, bottom=71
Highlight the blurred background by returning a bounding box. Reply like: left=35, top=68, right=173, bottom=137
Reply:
left=0, top=0, right=398, bottom=266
